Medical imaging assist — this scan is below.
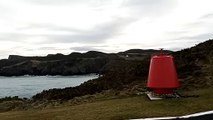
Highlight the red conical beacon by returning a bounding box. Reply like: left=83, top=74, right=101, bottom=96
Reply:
left=147, top=49, right=179, bottom=94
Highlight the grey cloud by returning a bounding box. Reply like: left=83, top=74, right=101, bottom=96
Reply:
left=200, top=13, right=213, bottom=19
left=183, top=13, right=213, bottom=29
left=20, top=47, right=68, bottom=52
left=0, top=33, right=45, bottom=44
left=181, top=13, right=213, bottom=29
left=169, top=33, right=213, bottom=45
left=0, top=4, right=14, bottom=19
left=45, top=18, right=133, bottom=44
left=18, top=23, right=84, bottom=33
left=163, top=30, right=189, bottom=43
left=0, top=17, right=133, bottom=45
left=157, top=31, right=213, bottom=51
left=0, top=33, right=28, bottom=42
left=70, top=44, right=117, bottom=53
left=71, top=46, right=102, bottom=52
left=184, top=33, right=213, bottom=40
left=23, top=0, right=178, bottom=18
left=23, top=0, right=79, bottom=5
left=38, top=47, right=66, bottom=51
left=122, top=0, right=177, bottom=17
left=166, top=30, right=189, bottom=36
left=183, top=21, right=204, bottom=29
left=23, top=0, right=110, bottom=6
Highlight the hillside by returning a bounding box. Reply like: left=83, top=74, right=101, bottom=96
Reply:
left=0, top=51, right=116, bottom=76
left=0, top=49, right=162, bottom=76
left=173, top=40, right=213, bottom=89
left=32, top=39, right=213, bottom=100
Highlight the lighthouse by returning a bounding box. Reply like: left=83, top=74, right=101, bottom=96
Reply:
left=147, top=49, right=179, bottom=95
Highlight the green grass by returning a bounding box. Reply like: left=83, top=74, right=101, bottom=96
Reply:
left=0, top=88, right=213, bottom=120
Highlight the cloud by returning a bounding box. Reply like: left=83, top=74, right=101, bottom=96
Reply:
left=23, top=0, right=178, bottom=19
left=200, top=13, right=213, bottom=19
left=165, top=30, right=213, bottom=41
left=0, top=16, right=134, bottom=46
left=0, top=4, right=11, bottom=15
left=0, top=33, right=29, bottom=42
left=71, top=46, right=102, bottom=52
left=166, top=30, right=189, bottom=36
left=17, top=23, right=84, bottom=33
left=39, top=17, right=133, bottom=44
left=183, top=33, right=213, bottom=41
left=161, top=33, right=213, bottom=51
left=23, top=0, right=92, bottom=5
left=122, top=0, right=177, bottom=18
left=22, top=0, right=126, bottom=10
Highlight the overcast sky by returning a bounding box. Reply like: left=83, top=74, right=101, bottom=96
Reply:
left=0, top=0, right=213, bottom=59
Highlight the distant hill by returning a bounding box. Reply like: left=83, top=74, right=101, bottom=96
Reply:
left=0, top=49, right=156, bottom=76
left=0, top=51, right=117, bottom=76
left=118, top=49, right=172, bottom=60
left=119, top=49, right=171, bottom=54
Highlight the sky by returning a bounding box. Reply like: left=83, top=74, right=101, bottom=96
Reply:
left=0, top=0, right=213, bottom=59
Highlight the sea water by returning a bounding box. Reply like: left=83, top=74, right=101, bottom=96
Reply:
left=0, top=74, right=99, bottom=98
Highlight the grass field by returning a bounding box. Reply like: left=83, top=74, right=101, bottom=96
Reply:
left=0, top=88, right=213, bottom=120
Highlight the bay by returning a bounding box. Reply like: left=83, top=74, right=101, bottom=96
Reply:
left=0, top=74, right=99, bottom=98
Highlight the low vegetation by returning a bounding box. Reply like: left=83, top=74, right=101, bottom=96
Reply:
left=0, top=88, right=213, bottom=120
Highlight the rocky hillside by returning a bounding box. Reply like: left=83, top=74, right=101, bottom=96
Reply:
left=173, top=39, right=213, bottom=89
left=0, top=51, right=116, bottom=76
left=32, top=39, right=213, bottom=100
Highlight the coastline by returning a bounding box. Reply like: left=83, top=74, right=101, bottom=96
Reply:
left=0, top=74, right=99, bottom=99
